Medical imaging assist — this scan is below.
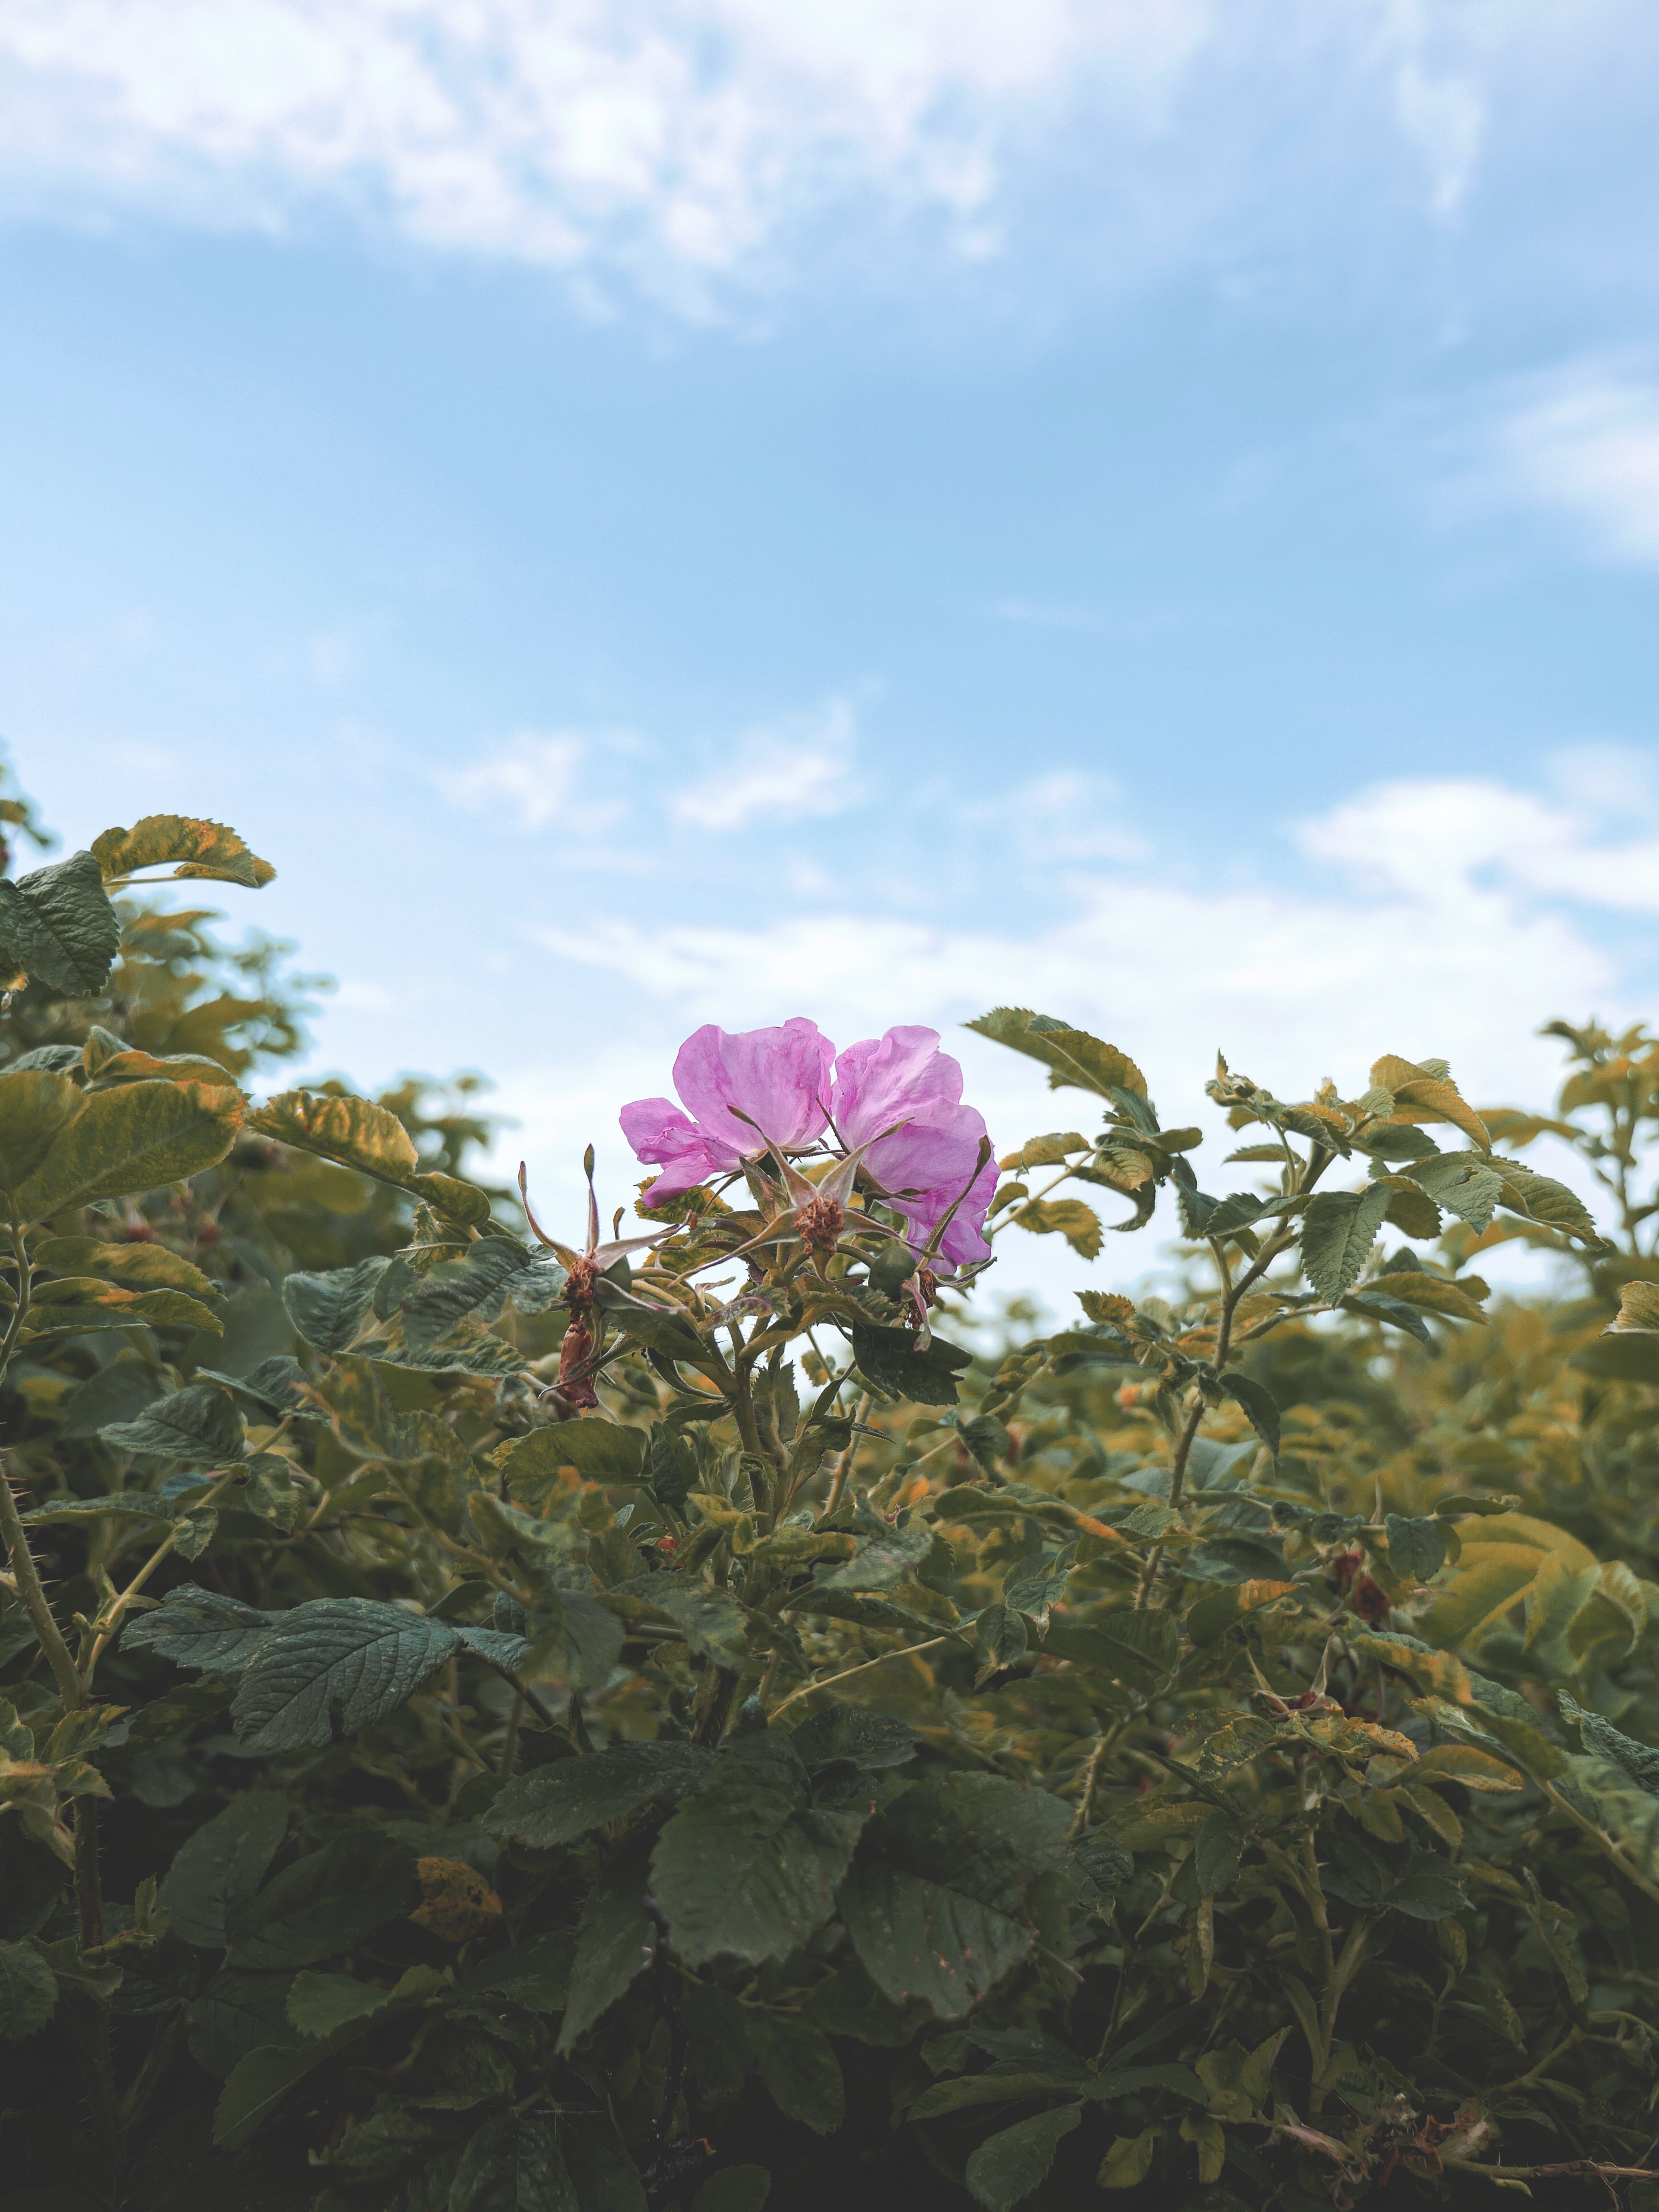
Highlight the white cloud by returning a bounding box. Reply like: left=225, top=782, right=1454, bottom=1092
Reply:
left=434, top=730, right=595, bottom=830
left=1478, top=361, right=1659, bottom=565
left=0, top=0, right=1628, bottom=298
left=671, top=697, right=858, bottom=832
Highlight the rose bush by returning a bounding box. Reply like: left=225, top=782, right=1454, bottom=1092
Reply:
left=3, top=764, right=1659, bottom=2212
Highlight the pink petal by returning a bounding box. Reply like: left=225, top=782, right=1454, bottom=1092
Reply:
left=673, top=1018, right=833, bottom=1153
left=831, top=1026, right=962, bottom=1146
left=618, top=1096, right=733, bottom=1198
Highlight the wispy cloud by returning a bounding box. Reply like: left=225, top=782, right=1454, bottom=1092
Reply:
left=1479, top=361, right=1659, bottom=566
left=671, top=698, right=859, bottom=832
left=0, top=1, right=1633, bottom=301
left=435, top=731, right=598, bottom=830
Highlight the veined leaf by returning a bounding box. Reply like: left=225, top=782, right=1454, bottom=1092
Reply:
left=1418, top=1513, right=1599, bottom=1651
left=488, top=1741, right=712, bottom=1849
left=558, top=1838, right=658, bottom=2053
left=499, top=1419, right=646, bottom=1496
left=0, top=1939, right=58, bottom=2042
left=0, top=849, right=121, bottom=994
left=0, top=1069, right=84, bottom=1191
left=93, top=814, right=276, bottom=889
left=35, top=1235, right=219, bottom=1300
left=12, top=1078, right=244, bottom=1222
left=251, top=1089, right=419, bottom=1182
left=651, top=1734, right=865, bottom=1967
left=1404, top=1153, right=1505, bottom=1233
left=160, top=1792, right=289, bottom=1948
left=282, top=1257, right=389, bottom=1355
left=98, top=1382, right=246, bottom=1462
left=230, top=1599, right=461, bottom=1751
left=851, top=1322, right=974, bottom=1406
left=1300, top=1185, right=1390, bottom=1302
left=1010, top=1197, right=1103, bottom=1258
left=448, top=2115, right=574, bottom=2212
left=228, top=1829, right=418, bottom=1970
left=121, top=1584, right=277, bottom=1675
left=967, top=1008, right=1148, bottom=1099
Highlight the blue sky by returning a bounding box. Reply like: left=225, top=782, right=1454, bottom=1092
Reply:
left=3, top=1, right=1659, bottom=1302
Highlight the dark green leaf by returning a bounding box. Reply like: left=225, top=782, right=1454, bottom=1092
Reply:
left=281, top=1259, right=389, bottom=1355
left=228, top=1830, right=418, bottom=1970
left=120, top=1584, right=276, bottom=1675
left=787, top=1704, right=918, bottom=1778
left=487, top=1742, right=713, bottom=1848
left=1385, top=1514, right=1448, bottom=1582
left=230, top=1599, right=461, bottom=1751
left=1561, top=1690, right=1659, bottom=1793
left=160, top=1792, right=289, bottom=1948
left=0, top=849, right=121, bottom=994
left=1217, top=1371, right=1279, bottom=1457
left=692, top=2170, right=770, bottom=2212
left=751, top=2012, right=844, bottom=2134
left=97, top=1382, right=247, bottom=1463
left=449, top=2116, right=577, bottom=2212
left=500, top=1420, right=647, bottom=1497
left=1193, top=1813, right=1242, bottom=1896
left=812, top=1519, right=936, bottom=1594
left=0, top=1939, right=58, bottom=2042
left=187, top=1966, right=303, bottom=2080
left=608, top=1575, right=748, bottom=1668
left=851, top=1323, right=973, bottom=1406
left=964, top=2104, right=1082, bottom=2212
left=557, top=1840, right=658, bottom=2053
left=651, top=1735, right=865, bottom=1967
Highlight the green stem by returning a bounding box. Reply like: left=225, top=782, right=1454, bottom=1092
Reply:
left=768, top=1633, right=953, bottom=1719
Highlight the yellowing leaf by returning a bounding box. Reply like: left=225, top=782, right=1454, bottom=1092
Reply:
left=92, top=815, right=276, bottom=889
left=967, top=1007, right=1148, bottom=1098
left=409, top=1856, right=502, bottom=1942
left=35, top=1237, right=219, bottom=1301
left=1417, top=1513, right=1598, bottom=1650
left=1610, top=1281, right=1659, bottom=1332
left=1370, top=1273, right=1490, bottom=1325
left=1371, top=1054, right=1491, bottom=1152
left=1011, top=1197, right=1102, bottom=1259
left=0, top=1070, right=84, bottom=1193
left=251, top=1091, right=419, bottom=1182
left=1415, top=1744, right=1523, bottom=1793
left=12, top=1080, right=244, bottom=1223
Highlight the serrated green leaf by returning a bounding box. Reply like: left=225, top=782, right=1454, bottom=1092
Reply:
left=557, top=1838, right=658, bottom=2053
left=250, top=1089, right=418, bottom=1181
left=230, top=1599, right=461, bottom=1752
left=500, top=1420, right=647, bottom=1497
left=751, top=2011, right=844, bottom=2134
left=851, top=1322, right=974, bottom=1406
left=1385, top=1514, right=1448, bottom=1582
left=0, top=1938, right=58, bottom=2041
left=1300, top=1185, right=1390, bottom=1301
left=651, top=1734, right=865, bottom=1967
left=964, top=2104, right=1082, bottom=2212
left=487, top=1742, right=712, bottom=1849
left=120, top=1583, right=276, bottom=1674
left=98, top=1382, right=246, bottom=1462
left=160, top=1791, right=289, bottom=1948
left=0, top=1068, right=84, bottom=1192
left=281, top=1257, right=389, bottom=1354
left=228, top=1829, right=418, bottom=1970
left=0, top=849, right=121, bottom=993
left=967, top=1008, right=1148, bottom=1099
left=450, top=2115, right=576, bottom=2212
left=35, top=1234, right=219, bottom=1299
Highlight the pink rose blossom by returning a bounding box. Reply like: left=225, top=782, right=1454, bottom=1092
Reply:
left=621, top=1017, right=834, bottom=1206
left=831, top=1026, right=996, bottom=1267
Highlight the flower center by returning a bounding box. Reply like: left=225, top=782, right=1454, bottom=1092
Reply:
left=796, top=1194, right=845, bottom=1254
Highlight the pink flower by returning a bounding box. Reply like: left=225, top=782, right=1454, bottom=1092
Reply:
left=621, top=1018, right=834, bottom=1206
left=831, top=1026, right=996, bottom=1267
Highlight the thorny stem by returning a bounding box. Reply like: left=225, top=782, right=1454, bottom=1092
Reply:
left=817, top=1390, right=870, bottom=1526
left=1069, top=1711, right=1135, bottom=1839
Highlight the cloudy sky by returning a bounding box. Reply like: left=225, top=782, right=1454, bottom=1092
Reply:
left=3, top=1, right=1659, bottom=1305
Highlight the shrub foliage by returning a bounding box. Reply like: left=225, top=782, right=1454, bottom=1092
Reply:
left=4, top=771, right=1659, bottom=2212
